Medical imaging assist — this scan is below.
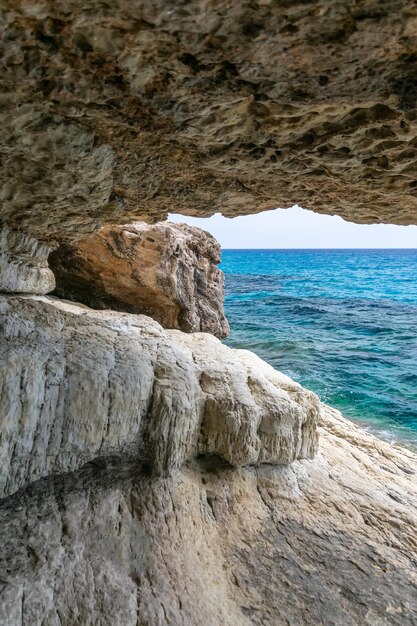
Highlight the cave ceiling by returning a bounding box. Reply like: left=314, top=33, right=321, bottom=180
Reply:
left=1, top=0, right=417, bottom=242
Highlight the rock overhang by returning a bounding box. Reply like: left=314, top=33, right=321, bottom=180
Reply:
left=1, top=0, right=417, bottom=244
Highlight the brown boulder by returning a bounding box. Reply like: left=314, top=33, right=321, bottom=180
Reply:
left=49, top=221, right=229, bottom=338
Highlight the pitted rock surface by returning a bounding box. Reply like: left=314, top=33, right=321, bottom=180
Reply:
left=49, top=221, right=229, bottom=337
left=2, top=1, right=417, bottom=242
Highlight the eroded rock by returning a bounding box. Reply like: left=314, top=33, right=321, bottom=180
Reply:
left=49, top=221, right=229, bottom=338
left=0, top=227, right=55, bottom=294
left=1, top=1, right=417, bottom=243
left=0, top=407, right=415, bottom=626
left=0, top=295, right=317, bottom=498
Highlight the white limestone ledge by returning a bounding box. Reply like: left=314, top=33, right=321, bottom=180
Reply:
left=0, top=295, right=319, bottom=497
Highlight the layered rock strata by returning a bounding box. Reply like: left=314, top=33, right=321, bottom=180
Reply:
left=0, top=404, right=416, bottom=625
left=0, top=228, right=55, bottom=294
left=0, top=295, right=416, bottom=624
left=49, top=221, right=229, bottom=338
left=2, top=1, right=417, bottom=244
left=0, top=295, right=317, bottom=498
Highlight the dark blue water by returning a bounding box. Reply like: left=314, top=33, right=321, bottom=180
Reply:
left=221, top=249, right=417, bottom=447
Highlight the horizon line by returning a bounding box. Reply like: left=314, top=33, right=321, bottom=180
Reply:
left=221, top=247, right=417, bottom=251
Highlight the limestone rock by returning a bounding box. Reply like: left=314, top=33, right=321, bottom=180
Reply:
left=0, top=406, right=415, bottom=625
left=0, top=228, right=55, bottom=294
left=0, top=295, right=317, bottom=498
left=174, top=334, right=316, bottom=465
left=49, top=221, right=229, bottom=338
left=1, top=1, right=417, bottom=243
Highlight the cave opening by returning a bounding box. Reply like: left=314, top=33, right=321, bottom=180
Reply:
left=170, top=207, right=417, bottom=448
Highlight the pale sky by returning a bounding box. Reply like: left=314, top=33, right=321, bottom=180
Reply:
left=169, top=206, right=417, bottom=249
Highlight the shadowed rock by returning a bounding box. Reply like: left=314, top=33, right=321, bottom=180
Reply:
left=1, top=1, right=417, bottom=243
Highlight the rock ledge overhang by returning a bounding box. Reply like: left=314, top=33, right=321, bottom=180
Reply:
left=1, top=0, right=417, bottom=243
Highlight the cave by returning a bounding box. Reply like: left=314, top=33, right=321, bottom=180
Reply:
left=0, top=2, right=417, bottom=625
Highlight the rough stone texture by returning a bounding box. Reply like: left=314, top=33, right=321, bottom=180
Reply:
left=2, top=3, right=417, bottom=622
left=2, top=1, right=417, bottom=243
left=0, top=228, right=55, bottom=294
left=49, top=221, right=229, bottom=338
left=0, top=295, right=317, bottom=498
left=0, top=407, right=416, bottom=626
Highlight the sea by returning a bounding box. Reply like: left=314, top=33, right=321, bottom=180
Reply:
left=220, top=249, right=417, bottom=449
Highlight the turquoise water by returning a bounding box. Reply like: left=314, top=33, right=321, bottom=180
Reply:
left=221, top=249, right=417, bottom=447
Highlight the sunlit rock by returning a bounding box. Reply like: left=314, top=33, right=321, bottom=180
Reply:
left=0, top=405, right=415, bottom=625
left=0, top=295, right=317, bottom=498
left=49, top=221, right=229, bottom=338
